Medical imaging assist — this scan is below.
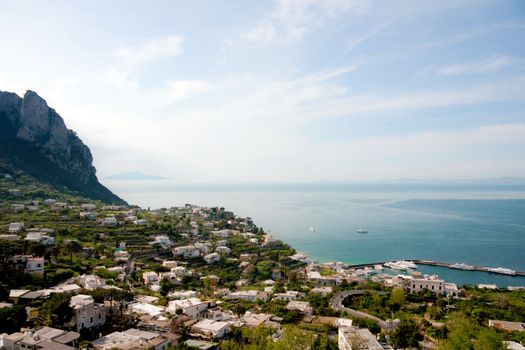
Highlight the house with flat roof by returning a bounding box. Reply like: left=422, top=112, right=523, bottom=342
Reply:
left=92, top=328, right=179, bottom=350
left=338, top=325, right=383, bottom=350
left=79, top=274, right=106, bottom=290
left=8, top=222, right=24, bottom=233
left=0, top=327, right=79, bottom=350
left=274, top=290, right=304, bottom=301
left=489, top=320, right=525, bottom=332
left=224, top=290, right=268, bottom=302
left=204, top=253, right=220, bottom=264
left=286, top=301, right=313, bottom=317
left=167, top=298, right=214, bottom=319
left=191, top=319, right=231, bottom=339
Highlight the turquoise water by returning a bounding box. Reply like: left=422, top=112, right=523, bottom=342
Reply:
left=106, top=182, right=525, bottom=287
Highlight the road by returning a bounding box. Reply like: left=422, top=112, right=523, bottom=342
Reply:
left=330, top=290, right=388, bottom=329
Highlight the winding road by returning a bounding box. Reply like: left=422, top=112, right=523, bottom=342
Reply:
left=330, top=290, right=389, bottom=329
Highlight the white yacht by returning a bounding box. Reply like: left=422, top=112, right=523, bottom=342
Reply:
left=488, top=267, right=516, bottom=275
left=450, top=263, right=475, bottom=271
left=384, top=260, right=417, bottom=270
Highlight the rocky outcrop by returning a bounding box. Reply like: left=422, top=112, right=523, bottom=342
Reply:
left=0, top=90, right=125, bottom=204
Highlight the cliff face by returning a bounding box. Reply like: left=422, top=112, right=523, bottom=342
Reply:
left=0, top=90, right=125, bottom=204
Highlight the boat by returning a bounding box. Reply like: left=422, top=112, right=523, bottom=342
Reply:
left=488, top=267, right=516, bottom=275
left=450, top=263, right=475, bottom=271
left=308, top=227, right=316, bottom=232
left=356, top=229, right=368, bottom=234
left=384, top=260, right=417, bottom=270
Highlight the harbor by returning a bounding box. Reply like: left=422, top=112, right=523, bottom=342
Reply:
left=348, top=259, right=525, bottom=277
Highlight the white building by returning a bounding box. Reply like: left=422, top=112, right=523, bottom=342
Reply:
left=143, top=271, right=160, bottom=286
left=173, top=245, right=201, bottom=259
left=0, top=234, right=20, bottom=241
left=215, top=246, right=231, bottom=256
left=79, top=211, right=98, bottom=219
left=124, top=215, right=138, bottom=222
left=167, top=290, right=197, bottom=299
left=92, top=328, right=178, bottom=350
left=166, top=298, right=213, bottom=318
left=101, top=217, right=118, bottom=227
left=79, top=274, right=106, bottom=290
left=8, top=222, right=24, bottom=233
left=129, top=302, right=165, bottom=317
left=133, top=219, right=148, bottom=226
left=191, top=319, right=231, bottom=339
left=286, top=301, right=313, bottom=317
left=195, top=242, right=211, bottom=254
left=0, top=326, right=80, bottom=350
left=211, top=229, right=231, bottom=238
left=81, top=203, right=97, bottom=210
left=338, top=325, right=383, bottom=350
left=152, top=235, right=173, bottom=248
left=204, top=253, right=220, bottom=264
left=114, top=250, right=130, bottom=262
left=162, top=260, right=178, bottom=269
left=25, top=257, right=44, bottom=276
left=70, top=294, right=106, bottom=332
left=225, top=290, right=269, bottom=302
left=168, top=266, right=188, bottom=279
left=504, top=341, right=525, bottom=350
left=274, top=291, right=304, bottom=301
left=25, top=231, right=55, bottom=245
left=407, top=276, right=459, bottom=296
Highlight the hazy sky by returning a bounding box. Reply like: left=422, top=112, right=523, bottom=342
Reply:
left=1, top=0, right=525, bottom=182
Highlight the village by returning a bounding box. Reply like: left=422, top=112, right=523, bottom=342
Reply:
left=0, top=172, right=524, bottom=350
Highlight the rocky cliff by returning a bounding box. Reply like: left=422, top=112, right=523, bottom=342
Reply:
left=0, top=90, right=125, bottom=204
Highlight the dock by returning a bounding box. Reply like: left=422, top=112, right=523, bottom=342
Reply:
left=348, top=260, right=525, bottom=277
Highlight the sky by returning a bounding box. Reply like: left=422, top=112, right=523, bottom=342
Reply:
left=1, top=0, right=525, bottom=183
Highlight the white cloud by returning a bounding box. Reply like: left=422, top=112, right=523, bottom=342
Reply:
left=165, top=80, right=213, bottom=102
left=26, top=61, right=525, bottom=183
left=241, top=0, right=369, bottom=44
left=240, top=23, right=277, bottom=43
left=98, top=35, right=185, bottom=93
left=437, top=55, right=515, bottom=76
left=115, top=35, right=183, bottom=67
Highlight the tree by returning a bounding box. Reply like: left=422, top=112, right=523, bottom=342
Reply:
left=232, top=303, right=247, bottom=317
left=66, top=240, right=82, bottom=265
left=389, top=317, right=421, bottom=349
left=0, top=305, right=27, bottom=333
left=49, top=268, right=75, bottom=285
left=38, top=293, right=73, bottom=328
left=474, top=329, right=505, bottom=350
left=391, top=287, right=406, bottom=307
left=438, top=312, right=477, bottom=350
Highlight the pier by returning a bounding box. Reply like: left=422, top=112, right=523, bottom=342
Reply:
left=348, top=260, right=525, bottom=277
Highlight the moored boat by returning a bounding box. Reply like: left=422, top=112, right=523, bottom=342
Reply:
left=450, top=263, right=475, bottom=271
left=488, top=267, right=516, bottom=275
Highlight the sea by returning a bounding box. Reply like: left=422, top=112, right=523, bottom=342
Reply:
left=104, top=180, right=525, bottom=288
